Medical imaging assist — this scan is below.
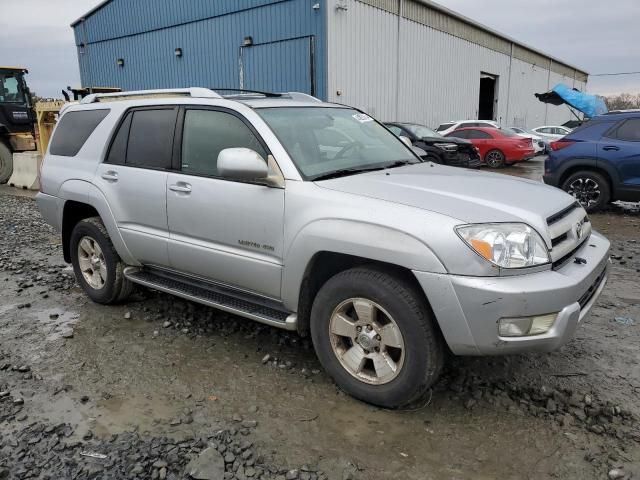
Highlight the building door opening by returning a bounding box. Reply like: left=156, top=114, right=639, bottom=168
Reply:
left=240, top=36, right=315, bottom=95
left=478, top=73, right=498, bottom=120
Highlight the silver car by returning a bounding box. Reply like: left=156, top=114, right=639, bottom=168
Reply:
left=37, top=88, right=610, bottom=408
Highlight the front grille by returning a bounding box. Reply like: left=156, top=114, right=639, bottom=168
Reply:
left=552, top=238, right=589, bottom=269
left=551, top=232, right=568, bottom=248
left=578, top=267, right=607, bottom=309
left=547, top=202, right=581, bottom=225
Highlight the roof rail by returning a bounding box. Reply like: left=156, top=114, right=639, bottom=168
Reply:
left=80, top=88, right=222, bottom=104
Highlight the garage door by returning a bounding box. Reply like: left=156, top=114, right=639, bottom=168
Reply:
left=240, top=36, right=314, bottom=95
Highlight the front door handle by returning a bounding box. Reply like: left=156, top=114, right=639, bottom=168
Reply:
left=169, top=183, right=192, bottom=193
left=603, top=146, right=620, bottom=151
left=101, top=171, right=118, bottom=182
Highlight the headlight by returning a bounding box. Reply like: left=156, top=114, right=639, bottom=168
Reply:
left=433, top=142, right=458, bottom=152
left=456, top=223, right=550, bottom=268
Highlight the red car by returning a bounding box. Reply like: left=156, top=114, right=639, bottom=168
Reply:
left=445, top=127, right=535, bottom=168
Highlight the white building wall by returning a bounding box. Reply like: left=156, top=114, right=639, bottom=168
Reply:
left=326, top=0, right=588, bottom=130
left=325, top=0, right=400, bottom=120
left=395, top=17, right=511, bottom=127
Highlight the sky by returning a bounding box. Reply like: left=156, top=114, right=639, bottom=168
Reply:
left=1, top=0, right=639, bottom=98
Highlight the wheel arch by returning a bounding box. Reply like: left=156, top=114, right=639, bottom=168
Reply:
left=282, top=219, right=447, bottom=336
left=558, top=165, right=616, bottom=199
left=59, top=180, right=138, bottom=265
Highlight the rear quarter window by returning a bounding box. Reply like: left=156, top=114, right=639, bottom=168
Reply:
left=49, top=109, right=110, bottom=156
left=568, top=121, right=617, bottom=140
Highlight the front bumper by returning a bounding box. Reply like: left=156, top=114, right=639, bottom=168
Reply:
left=414, top=231, right=610, bottom=355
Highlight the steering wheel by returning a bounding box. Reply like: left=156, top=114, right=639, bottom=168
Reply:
left=334, top=141, right=364, bottom=160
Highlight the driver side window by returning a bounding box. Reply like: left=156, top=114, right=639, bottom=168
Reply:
left=181, top=109, right=266, bottom=177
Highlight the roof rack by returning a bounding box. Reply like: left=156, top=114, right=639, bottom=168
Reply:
left=604, top=109, right=640, bottom=115
left=213, top=88, right=322, bottom=102
left=80, top=87, right=222, bottom=104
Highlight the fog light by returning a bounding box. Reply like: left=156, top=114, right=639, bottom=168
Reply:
left=498, top=313, right=557, bottom=337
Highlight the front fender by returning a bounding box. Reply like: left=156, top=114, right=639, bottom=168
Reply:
left=281, top=219, right=447, bottom=309
left=59, top=179, right=138, bottom=265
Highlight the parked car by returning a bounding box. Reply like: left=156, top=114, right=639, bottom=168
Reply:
left=543, top=111, right=640, bottom=212
left=446, top=127, right=535, bottom=167
left=384, top=122, right=482, bottom=168
left=532, top=125, right=572, bottom=141
left=37, top=88, right=610, bottom=409
left=435, top=120, right=499, bottom=136
left=506, top=127, right=548, bottom=155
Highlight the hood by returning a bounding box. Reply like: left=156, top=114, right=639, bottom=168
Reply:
left=316, top=163, right=576, bottom=241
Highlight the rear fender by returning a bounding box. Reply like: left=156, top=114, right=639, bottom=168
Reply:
left=59, top=179, right=138, bottom=265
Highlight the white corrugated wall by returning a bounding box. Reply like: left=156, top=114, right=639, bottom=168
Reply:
left=326, top=0, right=588, bottom=130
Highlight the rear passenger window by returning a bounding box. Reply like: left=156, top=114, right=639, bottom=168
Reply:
left=49, top=109, right=110, bottom=156
left=106, top=112, right=132, bottom=165
left=126, top=108, right=177, bottom=169
left=614, top=119, right=640, bottom=141
left=180, top=109, right=266, bottom=177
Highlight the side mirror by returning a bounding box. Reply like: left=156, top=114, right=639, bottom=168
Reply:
left=399, top=135, right=412, bottom=148
left=217, top=148, right=269, bottom=180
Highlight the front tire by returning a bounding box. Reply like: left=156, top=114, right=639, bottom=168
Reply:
left=70, top=217, right=133, bottom=304
left=310, top=266, right=444, bottom=409
left=561, top=170, right=611, bottom=213
left=485, top=149, right=506, bottom=168
left=0, top=142, right=13, bottom=184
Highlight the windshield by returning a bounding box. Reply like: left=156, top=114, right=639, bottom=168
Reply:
left=258, top=107, right=417, bottom=179
left=0, top=72, right=26, bottom=103
left=403, top=124, right=441, bottom=138
left=436, top=122, right=454, bottom=132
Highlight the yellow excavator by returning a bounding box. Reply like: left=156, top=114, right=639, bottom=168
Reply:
left=0, top=66, right=119, bottom=185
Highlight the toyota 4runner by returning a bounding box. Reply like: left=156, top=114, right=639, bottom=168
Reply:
left=37, top=88, right=610, bottom=408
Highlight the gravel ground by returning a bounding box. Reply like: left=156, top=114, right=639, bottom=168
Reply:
left=1, top=160, right=639, bottom=479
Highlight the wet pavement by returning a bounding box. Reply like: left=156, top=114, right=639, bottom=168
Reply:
left=1, top=158, right=639, bottom=479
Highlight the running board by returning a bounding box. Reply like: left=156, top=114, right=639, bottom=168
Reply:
left=123, top=267, right=297, bottom=331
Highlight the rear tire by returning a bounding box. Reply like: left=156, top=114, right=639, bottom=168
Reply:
left=70, top=217, right=133, bottom=304
left=485, top=149, right=505, bottom=168
left=310, top=266, right=444, bottom=409
left=0, top=142, right=13, bottom=184
left=561, top=170, right=611, bottom=213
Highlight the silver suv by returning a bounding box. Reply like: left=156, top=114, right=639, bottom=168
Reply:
left=37, top=88, right=610, bottom=408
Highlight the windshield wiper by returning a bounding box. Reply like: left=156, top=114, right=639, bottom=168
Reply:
left=312, top=160, right=417, bottom=181
left=312, top=166, right=386, bottom=181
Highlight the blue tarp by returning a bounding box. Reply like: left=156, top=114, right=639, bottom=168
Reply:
left=535, top=83, right=608, bottom=118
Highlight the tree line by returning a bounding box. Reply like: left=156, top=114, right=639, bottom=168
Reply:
left=603, top=93, right=640, bottom=111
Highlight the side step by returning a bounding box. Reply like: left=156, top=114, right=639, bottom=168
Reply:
left=123, top=267, right=297, bottom=331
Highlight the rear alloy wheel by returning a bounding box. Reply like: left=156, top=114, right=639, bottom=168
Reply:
left=0, top=142, right=13, bottom=184
left=70, top=217, right=133, bottom=304
left=310, top=266, right=444, bottom=409
left=562, top=171, right=611, bottom=213
left=485, top=149, right=505, bottom=168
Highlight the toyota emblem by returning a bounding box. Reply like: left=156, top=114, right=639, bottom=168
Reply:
left=575, top=220, right=584, bottom=240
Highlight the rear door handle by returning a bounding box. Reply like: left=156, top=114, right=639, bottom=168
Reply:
left=101, top=171, right=118, bottom=182
left=169, top=183, right=192, bottom=193
left=603, top=146, right=620, bottom=151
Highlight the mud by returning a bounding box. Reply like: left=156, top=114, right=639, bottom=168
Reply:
left=1, top=160, right=639, bottom=479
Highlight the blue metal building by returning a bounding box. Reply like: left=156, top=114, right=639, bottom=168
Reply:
left=72, top=0, right=589, bottom=129
left=72, top=0, right=327, bottom=99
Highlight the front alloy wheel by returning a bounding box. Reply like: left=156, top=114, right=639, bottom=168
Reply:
left=329, top=298, right=405, bottom=385
left=310, top=266, right=444, bottom=409
left=485, top=149, right=505, bottom=168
